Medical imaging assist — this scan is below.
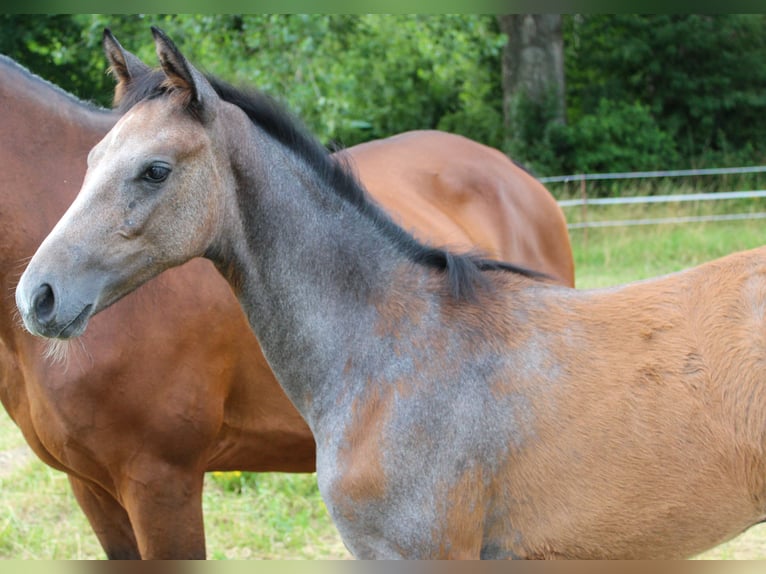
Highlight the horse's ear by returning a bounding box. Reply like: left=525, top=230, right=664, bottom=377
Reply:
left=102, top=28, right=151, bottom=107
left=151, top=26, right=217, bottom=123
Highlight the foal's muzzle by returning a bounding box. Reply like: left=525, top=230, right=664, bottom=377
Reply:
left=16, top=280, right=93, bottom=340
left=30, top=283, right=55, bottom=325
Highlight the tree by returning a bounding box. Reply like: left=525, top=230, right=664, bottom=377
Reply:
left=496, top=15, right=566, bottom=173
left=565, top=14, right=766, bottom=164
left=1, top=15, right=506, bottom=149
left=497, top=15, right=565, bottom=134
left=7, top=14, right=766, bottom=175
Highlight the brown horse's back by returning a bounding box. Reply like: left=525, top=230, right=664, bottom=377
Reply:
left=340, top=130, right=575, bottom=287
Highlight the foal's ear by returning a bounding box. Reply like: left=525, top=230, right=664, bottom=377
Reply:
left=151, top=26, right=217, bottom=123
left=103, top=28, right=151, bottom=106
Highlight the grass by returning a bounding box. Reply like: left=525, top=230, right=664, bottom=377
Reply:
left=0, top=400, right=349, bottom=560
left=566, top=192, right=766, bottom=288
left=2, top=194, right=766, bottom=559
left=202, top=472, right=349, bottom=560
left=0, top=426, right=24, bottom=454
left=572, top=220, right=766, bottom=289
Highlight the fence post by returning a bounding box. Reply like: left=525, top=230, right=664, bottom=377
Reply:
left=580, top=174, right=588, bottom=246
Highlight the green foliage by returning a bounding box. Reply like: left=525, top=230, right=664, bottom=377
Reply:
left=504, top=14, right=766, bottom=177
left=209, top=470, right=258, bottom=494
left=0, top=15, right=109, bottom=106
left=505, top=87, right=571, bottom=176
left=196, top=13, right=505, bottom=148
left=564, top=14, right=766, bottom=169
left=1, top=15, right=504, bottom=149
left=5, top=14, right=766, bottom=176
left=564, top=99, right=679, bottom=174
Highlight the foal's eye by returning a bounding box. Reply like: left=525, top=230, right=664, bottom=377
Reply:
left=142, top=163, right=171, bottom=184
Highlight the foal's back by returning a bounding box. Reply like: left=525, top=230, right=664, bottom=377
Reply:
left=472, top=246, right=766, bottom=558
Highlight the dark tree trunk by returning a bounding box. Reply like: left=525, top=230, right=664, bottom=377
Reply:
left=497, top=14, right=566, bottom=149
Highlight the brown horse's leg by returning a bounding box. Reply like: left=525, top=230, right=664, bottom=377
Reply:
left=67, top=475, right=141, bottom=559
left=120, top=464, right=207, bottom=560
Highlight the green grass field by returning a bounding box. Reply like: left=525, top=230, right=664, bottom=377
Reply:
left=2, top=197, right=766, bottom=560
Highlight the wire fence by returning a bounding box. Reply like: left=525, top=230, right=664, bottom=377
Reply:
left=540, top=165, right=766, bottom=184
left=544, top=165, right=766, bottom=230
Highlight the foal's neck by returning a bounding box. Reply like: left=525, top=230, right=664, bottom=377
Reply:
left=212, top=118, right=427, bottom=427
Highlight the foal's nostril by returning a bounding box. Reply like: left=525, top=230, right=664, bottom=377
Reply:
left=31, top=283, right=56, bottom=324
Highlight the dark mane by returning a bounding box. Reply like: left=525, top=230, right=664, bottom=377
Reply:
left=117, top=70, right=548, bottom=300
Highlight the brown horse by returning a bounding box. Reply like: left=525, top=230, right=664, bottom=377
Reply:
left=17, top=27, right=766, bottom=559
left=0, top=46, right=573, bottom=559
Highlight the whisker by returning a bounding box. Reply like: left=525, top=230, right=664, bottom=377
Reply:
left=12, top=255, right=33, bottom=272
left=75, top=336, right=94, bottom=368
left=43, top=338, right=71, bottom=370
left=12, top=307, right=24, bottom=330
left=40, top=335, right=95, bottom=373
left=8, top=256, right=32, bottom=295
